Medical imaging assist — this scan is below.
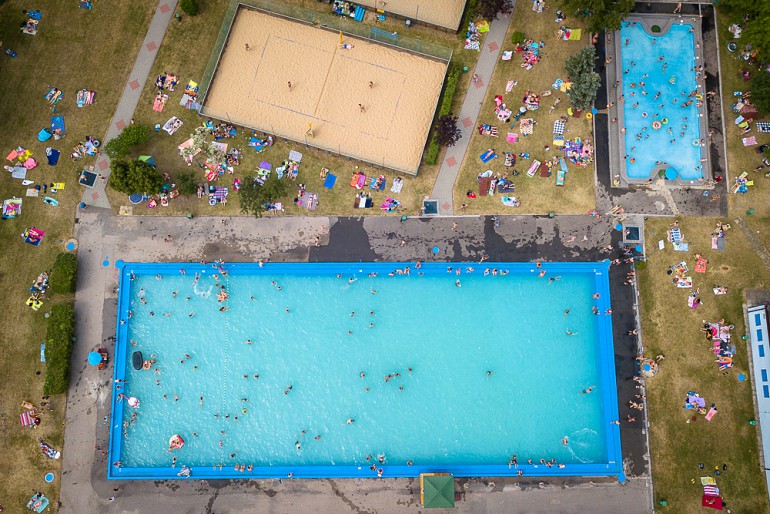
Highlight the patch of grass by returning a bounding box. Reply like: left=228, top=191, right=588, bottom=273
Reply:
left=0, top=0, right=156, bottom=507
left=453, top=0, right=597, bottom=214
left=639, top=217, right=769, bottom=513
left=43, top=304, right=76, bottom=396
left=49, top=253, right=78, bottom=295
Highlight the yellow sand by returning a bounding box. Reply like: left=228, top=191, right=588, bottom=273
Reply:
left=356, top=0, right=468, bottom=30
left=204, top=8, right=447, bottom=174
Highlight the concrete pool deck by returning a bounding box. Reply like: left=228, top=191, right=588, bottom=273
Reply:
left=60, top=212, right=652, bottom=513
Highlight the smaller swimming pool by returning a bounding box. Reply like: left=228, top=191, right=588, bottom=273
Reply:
left=619, top=20, right=704, bottom=181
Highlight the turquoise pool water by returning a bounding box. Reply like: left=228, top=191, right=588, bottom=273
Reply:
left=620, top=22, right=703, bottom=180
left=110, top=262, right=621, bottom=480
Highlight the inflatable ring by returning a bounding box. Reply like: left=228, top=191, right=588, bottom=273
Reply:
left=727, top=42, right=737, bottom=52
left=586, top=112, right=593, bottom=119
left=142, top=360, right=152, bottom=370
left=669, top=76, right=676, bottom=84
left=652, top=121, right=662, bottom=130
left=661, top=118, right=668, bottom=125
left=693, top=138, right=701, bottom=147
left=695, top=94, right=703, bottom=100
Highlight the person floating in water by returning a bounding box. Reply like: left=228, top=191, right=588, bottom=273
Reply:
left=582, top=386, right=596, bottom=394
left=566, top=329, right=578, bottom=336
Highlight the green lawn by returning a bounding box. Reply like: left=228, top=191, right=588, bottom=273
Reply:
left=0, top=1, right=156, bottom=509
left=453, top=0, right=597, bottom=214
left=111, top=0, right=482, bottom=218
left=639, top=217, right=769, bottom=513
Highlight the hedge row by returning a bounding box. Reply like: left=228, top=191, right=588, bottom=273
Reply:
left=43, top=303, right=76, bottom=396
left=425, top=64, right=463, bottom=164
left=49, top=252, right=78, bottom=295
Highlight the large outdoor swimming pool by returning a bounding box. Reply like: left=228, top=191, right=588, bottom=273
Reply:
left=108, top=261, right=622, bottom=480
left=620, top=21, right=703, bottom=181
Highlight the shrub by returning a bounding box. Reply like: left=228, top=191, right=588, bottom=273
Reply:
left=651, top=25, right=661, bottom=33
left=104, top=124, right=151, bottom=160
left=239, top=174, right=290, bottom=218
left=49, top=253, right=78, bottom=295
left=43, top=304, right=76, bottom=396
left=564, top=45, right=600, bottom=111
left=180, top=0, right=199, bottom=16
left=425, top=65, right=463, bottom=164
left=511, top=31, right=526, bottom=44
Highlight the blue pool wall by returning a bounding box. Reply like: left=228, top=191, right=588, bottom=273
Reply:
left=108, top=260, right=624, bottom=481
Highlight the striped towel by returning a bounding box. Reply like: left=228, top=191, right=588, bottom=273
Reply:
left=703, top=485, right=720, bottom=496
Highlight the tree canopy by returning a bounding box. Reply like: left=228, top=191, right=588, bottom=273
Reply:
left=752, top=70, right=770, bottom=115
left=564, top=45, right=600, bottom=111
left=561, top=0, right=634, bottom=33
left=435, top=115, right=462, bottom=147
left=718, top=0, right=770, bottom=59
left=239, top=174, right=290, bottom=218
left=104, top=124, right=151, bottom=160
left=477, top=0, right=513, bottom=20
left=108, top=159, right=163, bottom=194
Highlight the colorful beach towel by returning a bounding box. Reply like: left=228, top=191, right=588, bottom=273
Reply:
left=695, top=257, right=708, bottom=273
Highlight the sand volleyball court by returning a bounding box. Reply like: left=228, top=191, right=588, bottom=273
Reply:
left=202, top=8, right=448, bottom=174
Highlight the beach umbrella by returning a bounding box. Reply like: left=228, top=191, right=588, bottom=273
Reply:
left=87, top=351, right=102, bottom=366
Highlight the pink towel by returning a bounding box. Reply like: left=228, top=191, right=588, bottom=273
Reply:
left=705, top=407, right=717, bottom=421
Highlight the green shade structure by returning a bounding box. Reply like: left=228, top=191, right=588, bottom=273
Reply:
left=138, top=155, right=156, bottom=168
left=420, top=474, right=455, bottom=508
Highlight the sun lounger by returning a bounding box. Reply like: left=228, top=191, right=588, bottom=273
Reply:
left=323, top=173, right=337, bottom=189
left=390, top=177, right=403, bottom=194
left=526, top=159, right=541, bottom=177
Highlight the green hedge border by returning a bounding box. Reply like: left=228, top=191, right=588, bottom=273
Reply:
left=44, top=304, right=76, bottom=396
left=49, top=252, right=78, bottom=295
left=425, top=64, right=463, bottom=164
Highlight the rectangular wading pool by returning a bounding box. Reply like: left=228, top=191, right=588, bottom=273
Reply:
left=108, top=261, right=623, bottom=481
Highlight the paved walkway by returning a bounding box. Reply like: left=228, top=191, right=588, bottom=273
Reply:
left=80, top=0, right=178, bottom=209
left=430, top=11, right=513, bottom=215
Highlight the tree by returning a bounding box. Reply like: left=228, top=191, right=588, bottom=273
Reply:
left=435, top=115, right=462, bottom=147
left=478, top=0, right=512, bottom=20
left=564, top=45, right=600, bottom=111
left=104, top=124, right=151, bottom=160
left=239, top=174, right=290, bottom=218
left=560, top=0, right=634, bottom=33
left=108, top=159, right=163, bottom=194
left=180, top=0, right=199, bottom=16
left=718, top=0, right=770, bottom=58
left=752, top=71, right=770, bottom=115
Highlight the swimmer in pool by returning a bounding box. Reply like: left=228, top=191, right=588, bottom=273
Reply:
left=348, top=277, right=357, bottom=284
left=455, top=279, right=461, bottom=287
left=564, top=309, right=571, bottom=317
left=582, top=386, right=596, bottom=394
left=486, top=371, right=494, bottom=377
left=346, top=418, right=355, bottom=424
left=360, top=372, right=366, bottom=378
left=566, top=329, right=578, bottom=336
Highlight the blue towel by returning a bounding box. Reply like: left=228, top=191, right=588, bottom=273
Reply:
left=47, top=149, right=60, bottom=166
left=479, top=151, right=497, bottom=163
left=323, top=174, right=337, bottom=189
left=40, top=343, right=46, bottom=362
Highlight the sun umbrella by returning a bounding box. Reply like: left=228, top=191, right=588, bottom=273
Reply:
left=87, top=351, right=102, bottom=366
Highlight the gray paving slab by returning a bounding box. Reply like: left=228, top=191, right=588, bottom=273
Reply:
left=79, top=0, right=178, bottom=209
left=430, top=10, right=513, bottom=215
left=60, top=212, right=652, bottom=514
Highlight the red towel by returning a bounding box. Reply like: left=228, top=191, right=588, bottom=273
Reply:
left=479, top=177, right=491, bottom=197
left=701, top=495, right=723, bottom=510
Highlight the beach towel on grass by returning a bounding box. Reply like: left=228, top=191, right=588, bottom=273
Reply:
left=742, top=136, right=757, bottom=146
left=703, top=486, right=720, bottom=496
left=46, top=148, right=60, bottom=166
left=323, top=173, right=337, bottom=189
left=553, top=120, right=565, bottom=135
left=390, top=177, right=403, bottom=194
left=479, top=149, right=497, bottom=163
left=695, top=257, right=708, bottom=273
left=673, top=242, right=689, bottom=252
left=526, top=159, right=541, bottom=177
left=702, top=495, right=723, bottom=510
left=757, top=122, right=770, bottom=133
left=700, top=477, right=716, bottom=486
